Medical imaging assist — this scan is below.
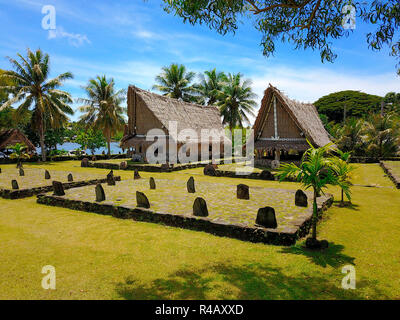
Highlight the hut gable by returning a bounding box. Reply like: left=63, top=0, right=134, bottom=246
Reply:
left=125, top=85, right=224, bottom=142
left=253, top=84, right=331, bottom=150
left=0, top=129, right=36, bottom=152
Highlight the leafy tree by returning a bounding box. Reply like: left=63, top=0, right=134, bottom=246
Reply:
left=217, top=73, right=257, bottom=131
left=364, top=113, right=399, bottom=158
left=314, top=90, right=382, bottom=122
left=0, top=49, right=74, bottom=161
left=383, top=92, right=400, bottom=113
left=276, top=142, right=345, bottom=248
left=7, top=143, right=30, bottom=167
left=78, top=75, right=126, bottom=156
left=195, top=69, right=227, bottom=105
left=75, top=129, right=106, bottom=155
left=162, top=1, right=400, bottom=73
left=153, top=64, right=197, bottom=102
left=45, top=128, right=66, bottom=151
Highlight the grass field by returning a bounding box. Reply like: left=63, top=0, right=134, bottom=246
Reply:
left=0, top=161, right=399, bottom=299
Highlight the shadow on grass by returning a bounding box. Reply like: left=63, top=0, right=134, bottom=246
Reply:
left=115, top=261, right=383, bottom=300
left=280, top=242, right=355, bottom=268
left=333, top=201, right=360, bottom=211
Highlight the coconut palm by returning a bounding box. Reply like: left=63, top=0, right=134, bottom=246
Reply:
left=195, top=69, right=227, bottom=105
left=276, top=143, right=345, bottom=248
left=364, top=113, right=399, bottom=158
left=153, top=64, right=196, bottom=102
left=78, top=75, right=126, bottom=157
left=0, top=49, right=74, bottom=161
left=217, top=73, right=257, bottom=131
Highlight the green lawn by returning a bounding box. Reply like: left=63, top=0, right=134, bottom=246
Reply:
left=0, top=161, right=399, bottom=299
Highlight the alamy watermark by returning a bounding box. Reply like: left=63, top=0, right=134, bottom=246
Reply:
left=341, top=265, right=356, bottom=290
left=41, top=265, right=56, bottom=290
left=144, top=121, right=254, bottom=174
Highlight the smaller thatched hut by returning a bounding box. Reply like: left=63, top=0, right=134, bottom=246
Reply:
left=0, top=128, right=36, bottom=153
left=253, top=85, right=331, bottom=163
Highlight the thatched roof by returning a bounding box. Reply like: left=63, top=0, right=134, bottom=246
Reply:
left=122, top=86, right=228, bottom=144
left=253, top=84, right=331, bottom=149
left=0, top=129, right=36, bottom=151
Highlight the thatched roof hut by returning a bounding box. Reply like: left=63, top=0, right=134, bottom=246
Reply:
left=121, top=86, right=228, bottom=161
left=253, top=84, right=331, bottom=158
left=0, top=128, right=36, bottom=152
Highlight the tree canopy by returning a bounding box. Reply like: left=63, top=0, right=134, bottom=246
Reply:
left=314, top=90, right=382, bottom=122
left=162, top=1, right=400, bottom=73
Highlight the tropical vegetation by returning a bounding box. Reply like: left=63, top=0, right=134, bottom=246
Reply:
left=78, top=75, right=126, bottom=157
left=276, top=143, right=351, bottom=249
left=0, top=48, right=74, bottom=161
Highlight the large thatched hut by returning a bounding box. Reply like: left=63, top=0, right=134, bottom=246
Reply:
left=120, top=86, right=229, bottom=162
left=253, top=85, right=331, bottom=164
left=0, top=128, right=36, bottom=153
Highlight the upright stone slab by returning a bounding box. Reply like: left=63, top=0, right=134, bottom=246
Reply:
left=52, top=181, right=65, bottom=196
left=259, top=170, right=274, bottom=180
left=256, top=207, right=277, bottom=228
left=120, top=161, right=128, bottom=170
left=19, top=168, right=24, bottom=176
left=136, top=191, right=150, bottom=208
left=95, top=184, right=105, bottom=202
left=134, top=169, right=141, bottom=180
left=193, top=197, right=208, bottom=217
left=81, top=158, right=89, bottom=167
left=0, top=167, right=2, bottom=173
left=187, top=176, right=195, bottom=193
left=149, top=177, right=156, bottom=190
left=295, top=189, right=308, bottom=207
left=107, top=170, right=115, bottom=186
left=67, top=173, right=73, bottom=182
left=11, top=180, right=19, bottom=190
left=237, top=184, right=250, bottom=200
left=45, top=170, right=51, bottom=179
left=91, top=156, right=97, bottom=161
left=203, top=164, right=216, bottom=176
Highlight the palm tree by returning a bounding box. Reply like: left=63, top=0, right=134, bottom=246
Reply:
left=276, top=143, right=345, bottom=249
left=334, top=150, right=355, bottom=206
left=217, top=73, right=257, bottom=131
left=78, top=75, right=126, bottom=157
left=364, top=113, right=399, bottom=158
left=195, top=69, right=227, bottom=105
left=153, top=64, right=196, bottom=102
left=8, top=143, right=30, bottom=168
left=0, top=49, right=74, bottom=161
left=335, top=117, right=365, bottom=156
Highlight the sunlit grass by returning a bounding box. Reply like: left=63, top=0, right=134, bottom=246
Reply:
left=0, top=161, right=399, bottom=299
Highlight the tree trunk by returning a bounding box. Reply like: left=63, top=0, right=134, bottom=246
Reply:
left=107, top=136, right=111, bottom=158
left=40, top=119, right=46, bottom=162
left=312, top=188, right=318, bottom=240
left=341, top=189, right=344, bottom=205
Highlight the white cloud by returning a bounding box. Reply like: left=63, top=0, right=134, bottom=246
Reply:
left=249, top=65, right=400, bottom=104
left=48, top=27, right=91, bottom=47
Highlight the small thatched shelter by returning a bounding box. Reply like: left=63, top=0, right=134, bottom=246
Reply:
left=253, top=84, right=331, bottom=161
left=120, top=86, right=229, bottom=162
left=0, top=128, right=36, bottom=153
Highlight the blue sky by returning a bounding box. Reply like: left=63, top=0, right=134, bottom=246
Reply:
left=1, top=0, right=399, bottom=121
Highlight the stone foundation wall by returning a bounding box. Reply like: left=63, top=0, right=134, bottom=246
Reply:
left=380, top=161, right=400, bottom=189
left=88, top=162, right=210, bottom=172
left=36, top=193, right=333, bottom=246
left=0, top=176, right=121, bottom=199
